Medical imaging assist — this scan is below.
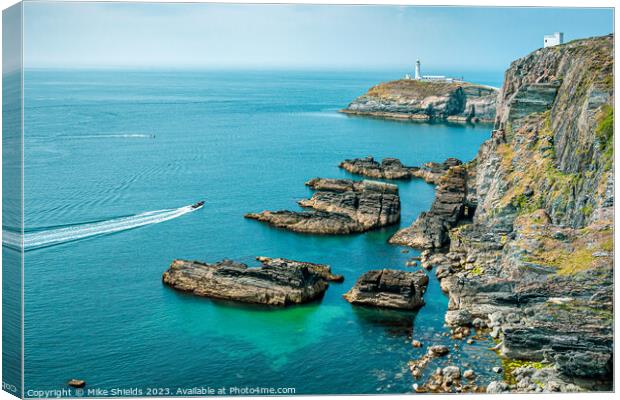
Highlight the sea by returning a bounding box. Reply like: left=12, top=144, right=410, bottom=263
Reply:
left=14, top=69, right=504, bottom=395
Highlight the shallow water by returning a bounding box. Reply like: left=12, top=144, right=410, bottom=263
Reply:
left=19, top=69, right=502, bottom=395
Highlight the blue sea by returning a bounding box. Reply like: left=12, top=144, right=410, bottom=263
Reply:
left=18, top=69, right=503, bottom=395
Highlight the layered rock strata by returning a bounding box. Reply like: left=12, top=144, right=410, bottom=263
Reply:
left=341, top=80, right=498, bottom=123
left=245, top=178, right=400, bottom=234
left=162, top=257, right=341, bottom=306
left=339, top=156, right=462, bottom=184
left=343, top=269, right=429, bottom=310
left=411, top=35, right=614, bottom=391
left=389, top=164, right=472, bottom=249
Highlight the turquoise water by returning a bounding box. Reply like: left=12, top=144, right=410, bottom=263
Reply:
left=20, top=69, right=501, bottom=395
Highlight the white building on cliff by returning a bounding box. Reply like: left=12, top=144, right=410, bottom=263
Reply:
left=405, top=59, right=462, bottom=83
left=544, top=32, right=564, bottom=48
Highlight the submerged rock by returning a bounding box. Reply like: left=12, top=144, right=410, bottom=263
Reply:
left=428, top=345, right=450, bottom=357
left=463, top=369, right=475, bottom=380
left=245, top=178, right=400, bottom=234
left=339, top=156, right=462, bottom=184
left=162, top=257, right=340, bottom=306
left=343, top=269, right=428, bottom=310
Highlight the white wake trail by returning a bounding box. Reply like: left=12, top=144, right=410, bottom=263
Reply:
left=61, top=134, right=155, bottom=139
left=3, top=205, right=200, bottom=251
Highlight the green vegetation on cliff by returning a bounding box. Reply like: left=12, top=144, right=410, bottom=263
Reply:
left=596, top=105, right=614, bottom=171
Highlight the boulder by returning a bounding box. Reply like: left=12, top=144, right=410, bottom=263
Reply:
left=67, top=379, right=85, bottom=388
left=445, top=309, right=472, bottom=327
left=486, top=381, right=509, bottom=394
left=442, top=366, right=461, bottom=381
left=428, top=345, right=450, bottom=357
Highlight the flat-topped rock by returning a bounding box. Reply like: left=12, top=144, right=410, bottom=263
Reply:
left=162, top=257, right=340, bottom=306
left=339, top=156, right=462, bottom=184
left=343, top=269, right=429, bottom=310
left=245, top=178, right=400, bottom=234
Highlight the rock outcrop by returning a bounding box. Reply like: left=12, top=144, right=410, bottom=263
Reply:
left=339, top=156, right=462, bottom=184
left=67, top=379, right=86, bottom=388
left=162, top=257, right=341, bottom=306
left=341, top=80, right=497, bottom=123
left=255, top=256, right=344, bottom=282
left=339, top=157, right=414, bottom=180
left=413, top=35, right=614, bottom=391
left=343, top=269, right=429, bottom=310
left=389, top=164, right=472, bottom=249
left=245, top=178, right=400, bottom=234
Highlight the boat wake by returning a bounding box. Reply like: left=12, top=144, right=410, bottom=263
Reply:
left=60, top=134, right=155, bottom=139
left=3, top=204, right=201, bottom=252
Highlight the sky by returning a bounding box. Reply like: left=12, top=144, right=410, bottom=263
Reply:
left=21, top=1, right=614, bottom=72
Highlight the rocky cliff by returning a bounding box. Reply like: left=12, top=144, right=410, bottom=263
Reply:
left=401, top=34, right=614, bottom=391
left=341, top=80, right=498, bottom=123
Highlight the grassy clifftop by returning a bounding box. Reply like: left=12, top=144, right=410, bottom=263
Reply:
left=366, top=79, right=495, bottom=100
left=342, top=79, right=498, bottom=122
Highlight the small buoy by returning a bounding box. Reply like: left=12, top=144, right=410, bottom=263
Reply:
left=67, top=379, right=86, bottom=388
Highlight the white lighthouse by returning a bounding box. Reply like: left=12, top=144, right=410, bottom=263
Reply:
left=414, top=60, right=421, bottom=80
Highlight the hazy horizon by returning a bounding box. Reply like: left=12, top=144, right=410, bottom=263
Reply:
left=22, top=2, right=615, bottom=72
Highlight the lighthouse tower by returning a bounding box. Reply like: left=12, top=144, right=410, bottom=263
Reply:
left=414, top=60, right=421, bottom=80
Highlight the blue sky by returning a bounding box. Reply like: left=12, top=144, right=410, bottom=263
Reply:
left=23, top=1, right=614, bottom=71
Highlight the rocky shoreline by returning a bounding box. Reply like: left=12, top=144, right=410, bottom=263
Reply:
left=341, top=80, right=498, bottom=123
left=398, top=34, right=614, bottom=392
left=162, top=34, right=613, bottom=394
left=245, top=178, right=400, bottom=234
left=389, top=163, right=472, bottom=249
